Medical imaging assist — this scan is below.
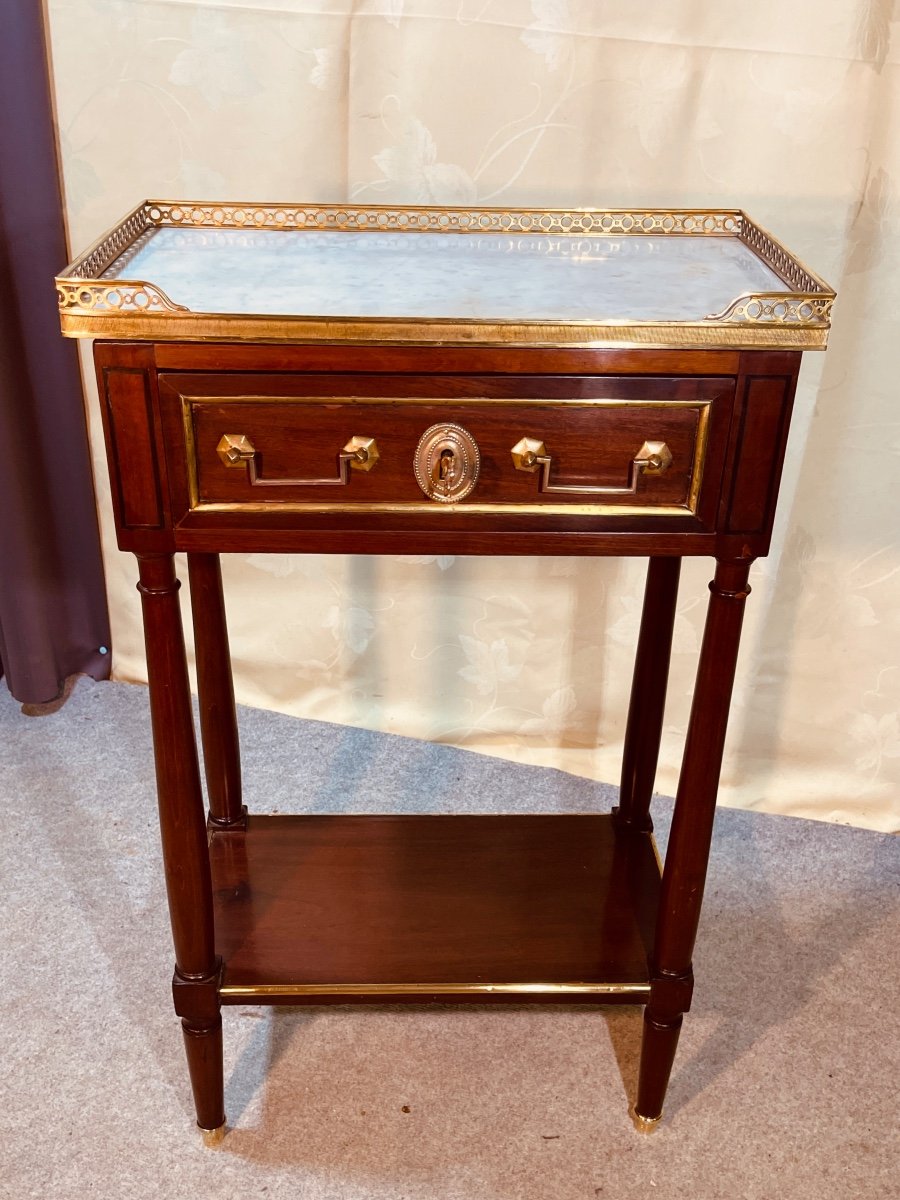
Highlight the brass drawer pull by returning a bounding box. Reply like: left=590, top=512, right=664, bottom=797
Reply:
left=216, top=433, right=379, bottom=486
left=510, top=437, right=672, bottom=496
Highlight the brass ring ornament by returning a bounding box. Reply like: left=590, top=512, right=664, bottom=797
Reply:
left=414, top=423, right=481, bottom=503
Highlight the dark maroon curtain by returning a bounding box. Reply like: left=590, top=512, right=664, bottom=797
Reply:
left=0, top=4, right=110, bottom=703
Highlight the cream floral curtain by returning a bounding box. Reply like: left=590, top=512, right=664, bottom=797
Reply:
left=47, top=0, right=900, bottom=831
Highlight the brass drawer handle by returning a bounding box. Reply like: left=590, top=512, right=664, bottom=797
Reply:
left=510, top=437, right=672, bottom=496
left=216, top=433, right=379, bottom=486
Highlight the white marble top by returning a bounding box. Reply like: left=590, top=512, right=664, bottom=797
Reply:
left=102, top=227, right=790, bottom=322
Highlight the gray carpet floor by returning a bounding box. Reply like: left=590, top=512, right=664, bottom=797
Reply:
left=1, top=676, right=898, bottom=1200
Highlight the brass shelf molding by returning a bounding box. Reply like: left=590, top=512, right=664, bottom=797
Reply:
left=218, top=980, right=652, bottom=999
left=57, top=201, right=835, bottom=350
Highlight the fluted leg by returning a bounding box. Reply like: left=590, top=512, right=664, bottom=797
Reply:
left=137, top=553, right=224, bottom=1136
left=182, top=1017, right=225, bottom=1135
left=187, top=552, right=244, bottom=828
left=635, top=557, right=753, bottom=1126
left=616, top=556, right=681, bottom=833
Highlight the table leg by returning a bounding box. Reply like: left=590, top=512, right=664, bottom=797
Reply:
left=634, top=557, right=753, bottom=1128
left=137, top=553, right=225, bottom=1137
left=616, top=556, right=681, bottom=833
left=187, top=553, right=244, bottom=828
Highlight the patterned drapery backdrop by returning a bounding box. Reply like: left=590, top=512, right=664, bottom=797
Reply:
left=47, top=0, right=900, bottom=830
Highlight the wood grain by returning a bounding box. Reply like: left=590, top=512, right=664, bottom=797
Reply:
left=87, top=335, right=808, bottom=1129
left=153, top=342, right=742, bottom=376
left=211, top=814, right=660, bottom=1000
left=187, top=553, right=244, bottom=828
left=617, top=556, right=682, bottom=833
left=101, top=368, right=162, bottom=528
left=635, top=556, right=754, bottom=1121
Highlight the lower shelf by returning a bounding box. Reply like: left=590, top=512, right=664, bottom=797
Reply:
left=209, top=814, right=661, bottom=1005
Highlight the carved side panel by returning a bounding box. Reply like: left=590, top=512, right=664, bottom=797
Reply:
left=102, top=366, right=163, bottom=527
left=724, top=372, right=796, bottom=540
left=93, top=344, right=173, bottom=551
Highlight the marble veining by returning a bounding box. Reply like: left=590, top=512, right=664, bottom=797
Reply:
left=102, top=227, right=790, bottom=321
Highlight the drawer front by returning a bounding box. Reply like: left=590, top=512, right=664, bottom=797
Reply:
left=159, top=374, right=733, bottom=525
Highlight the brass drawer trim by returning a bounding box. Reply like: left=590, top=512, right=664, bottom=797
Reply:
left=181, top=395, right=711, bottom=518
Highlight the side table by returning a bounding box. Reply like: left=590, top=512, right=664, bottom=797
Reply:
left=57, top=202, right=834, bottom=1138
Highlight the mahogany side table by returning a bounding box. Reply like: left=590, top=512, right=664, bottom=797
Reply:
left=57, top=202, right=834, bottom=1139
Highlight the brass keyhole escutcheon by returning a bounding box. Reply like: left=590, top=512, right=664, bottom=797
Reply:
left=414, top=423, right=481, bottom=503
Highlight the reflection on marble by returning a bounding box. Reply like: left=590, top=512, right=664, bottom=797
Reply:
left=102, top=227, right=790, bottom=321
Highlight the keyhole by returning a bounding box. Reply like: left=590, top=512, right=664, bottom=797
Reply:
left=435, top=448, right=460, bottom=494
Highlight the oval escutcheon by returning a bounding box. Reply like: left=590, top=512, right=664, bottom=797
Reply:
left=413, top=423, right=481, bottom=503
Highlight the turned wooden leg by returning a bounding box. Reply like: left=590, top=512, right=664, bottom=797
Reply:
left=635, top=557, right=753, bottom=1128
left=616, top=556, right=681, bottom=833
left=187, top=553, right=244, bottom=828
left=137, top=553, right=225, bottom=1137
left=182, top=1017, right=225, bottom=1139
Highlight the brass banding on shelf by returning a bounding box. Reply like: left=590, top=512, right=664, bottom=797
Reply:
left=219, top=981, right=652, bottom=997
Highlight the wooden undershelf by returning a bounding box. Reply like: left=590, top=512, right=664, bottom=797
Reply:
left=210, top=814, right=660, bottom=1005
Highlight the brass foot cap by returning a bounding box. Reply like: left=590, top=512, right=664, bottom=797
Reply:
left=200, top=1122, right=227, bottom=1147
left=631, top=1107, right=662, bottom=1134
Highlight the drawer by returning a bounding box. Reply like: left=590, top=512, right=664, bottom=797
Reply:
left=159, top=374, right=733, bottom=525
